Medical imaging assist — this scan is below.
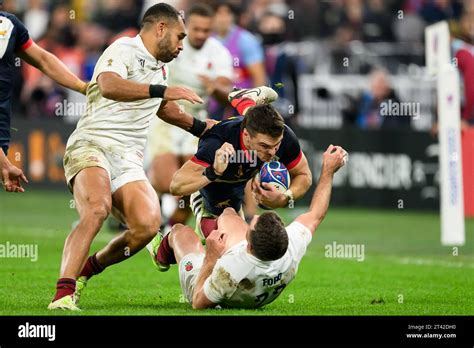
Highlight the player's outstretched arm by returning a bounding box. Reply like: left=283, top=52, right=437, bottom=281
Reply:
left=18, top=42, right=88, bottom=95
left=157, top=100, right=216, bottom=137
left=96, top=72, right=203, bottom=104
left=295, top=145, right=348, bottom=233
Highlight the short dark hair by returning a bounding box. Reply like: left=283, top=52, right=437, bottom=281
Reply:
left=250, top=212, right=288, bottom=261
left=241, top=104, right=285, bottom=138
left=141, top=3, right=181, bottom=27
left=188, top=3, right=215, bottom=18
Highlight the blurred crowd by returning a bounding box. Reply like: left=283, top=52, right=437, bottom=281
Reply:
left=3, top=0, right=474, bottom=128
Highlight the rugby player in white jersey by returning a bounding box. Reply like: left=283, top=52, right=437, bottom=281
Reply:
left=146, top=3, right=233, bottom=229
left=48, top=3, right=211, bottom=310
left=151, top=145, right=348, bottom=309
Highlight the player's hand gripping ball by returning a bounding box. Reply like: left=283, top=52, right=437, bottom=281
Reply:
left=255, top=161, right=291, bottom=210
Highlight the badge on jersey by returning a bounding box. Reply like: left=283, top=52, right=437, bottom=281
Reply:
left=161, top=66, right=167, bottom=80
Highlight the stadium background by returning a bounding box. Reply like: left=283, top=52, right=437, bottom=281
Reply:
left=0, top=0, right=473, bottom=315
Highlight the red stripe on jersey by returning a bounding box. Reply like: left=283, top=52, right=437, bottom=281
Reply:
left=191, top=156, right=210, bottom=168
left=286, top=151, right=303, bottom=170
left=20, top=38, right=33, bottom=51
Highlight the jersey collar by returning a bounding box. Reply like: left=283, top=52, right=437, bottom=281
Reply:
left=136, top=34, right=164, bottom=66
left=245, top=250, right=273, bottom=266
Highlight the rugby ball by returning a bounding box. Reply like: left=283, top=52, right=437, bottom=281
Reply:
left=255, top=161, right=290, bottom=209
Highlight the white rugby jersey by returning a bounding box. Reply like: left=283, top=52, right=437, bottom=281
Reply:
left=67, top=35, right=168, bottom=157
left=167, top=37, right=233, bottom=119
left=203, top=221, right=312, bottom=308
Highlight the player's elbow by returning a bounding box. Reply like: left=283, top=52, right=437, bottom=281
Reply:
left=192, top=300, right=206, bottom=309
left=98, top=82, right=115, bottom=100
left=192, top=292, right=214, bottom=309
left=97, top=75, right=118, bottom=100
left=304, top=171, right=313, bottom=189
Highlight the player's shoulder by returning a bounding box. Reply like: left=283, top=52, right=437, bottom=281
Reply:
left=286, top=221, right=312, bottom=237
left=109, top=36, right=139, bottom=49
left=215, top=242, right=254, bottom=282
left=282, top=123, right=299, bottom=143
left=285, top=221, right=312, bottom=251
left=103, top=36, right=144, bottom=66
left=0, top=11, right=23, bottom=26
left=203, top=117, right=243, bottom=139
left=0, top=11, right=18, bottom=21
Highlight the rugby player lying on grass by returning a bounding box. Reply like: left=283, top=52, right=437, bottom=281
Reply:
left=149, top=145, right=348, bottom=308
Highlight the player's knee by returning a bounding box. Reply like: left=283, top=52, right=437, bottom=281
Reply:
left=82, top=200, right=111, bottom=225
left=169, top=224, right=195, bottom=245
left=222, top=207, right=237, bottom=215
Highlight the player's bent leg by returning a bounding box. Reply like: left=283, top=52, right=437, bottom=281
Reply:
left=168, top=224, right=206, bottom=304
left=147, top=223, right=203, bottom=272
left=50, top=167, right=112, bottom=309
left=95, top=180, right=161, bottom=268
left=168, top=224, right=205, bottom=265
left=218, top=207, right=249, bottom=250
left=190, top=192, right=218, bottom=243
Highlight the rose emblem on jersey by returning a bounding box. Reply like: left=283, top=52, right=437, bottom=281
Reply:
left=185, top=261, right=193, bottom=272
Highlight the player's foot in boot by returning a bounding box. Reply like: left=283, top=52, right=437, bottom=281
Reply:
left=146, top=231, right=170, bottom=272
left=228, top=86, right=278, bottom=107
left=74, top=276, right=88, bottom=306
left=47, top=295, right=80, bottom=311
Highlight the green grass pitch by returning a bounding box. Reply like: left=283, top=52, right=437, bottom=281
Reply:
left=0, top=190, right=473, bottom=316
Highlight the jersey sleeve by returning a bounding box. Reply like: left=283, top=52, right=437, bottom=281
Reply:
left=238, top=31, right=264, bottom=66
left=93, top=41, right=129, bottom=81
left=279, top=126, right=303, bottom=170
left=286, top=221, right=312, bottom=263
left=11, top=15, right=32, bottom=51
left=191, top=135, right=223, bottom=168
left=203, top=264, right=238, bottom=304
